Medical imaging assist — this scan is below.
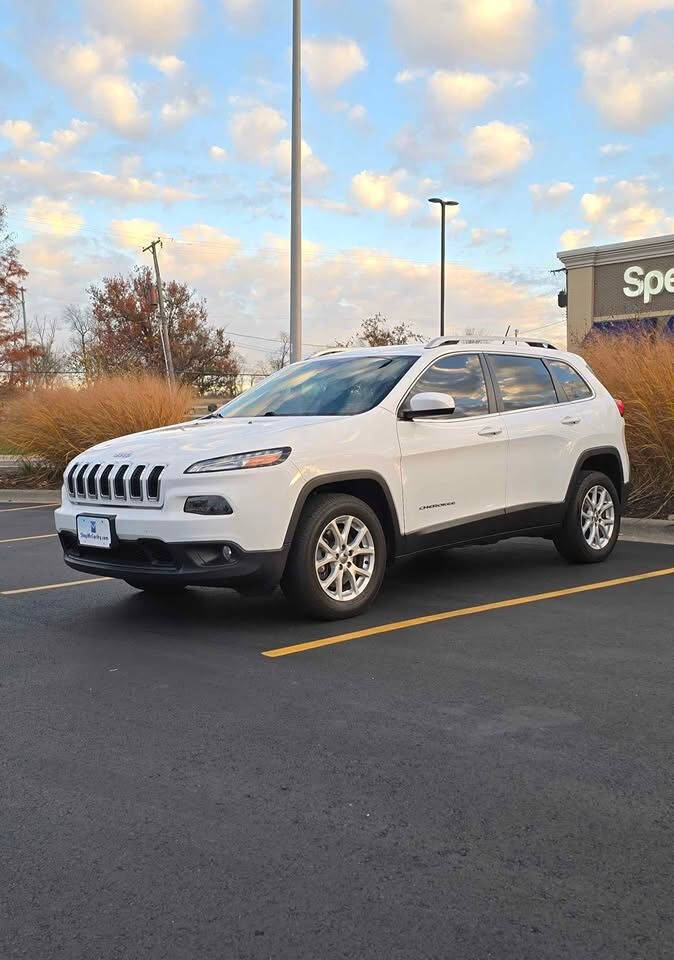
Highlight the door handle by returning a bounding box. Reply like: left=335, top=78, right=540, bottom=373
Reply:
left=478, top=426, right=502, bottom=436
left=561, top=416, right=581, bottom=425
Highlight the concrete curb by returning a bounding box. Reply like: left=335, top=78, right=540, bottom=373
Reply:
left=620, top=517, right=674, bottom=545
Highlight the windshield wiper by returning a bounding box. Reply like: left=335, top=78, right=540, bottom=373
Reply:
left=263, top=411, right=277, bottom=416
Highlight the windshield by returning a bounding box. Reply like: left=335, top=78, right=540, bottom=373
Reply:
left=216, top=354, right=418, bottom=418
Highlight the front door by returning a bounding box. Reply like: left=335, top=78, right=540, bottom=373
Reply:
left=397, top=353, right=507, bottom=537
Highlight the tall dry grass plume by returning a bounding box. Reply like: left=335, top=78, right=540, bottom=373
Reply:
left=0, top=375, right=196, bottom=478
left=581, top=332, right=674, bottom=516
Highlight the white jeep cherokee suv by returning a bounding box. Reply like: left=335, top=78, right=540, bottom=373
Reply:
left=55, top=337, right=629, bottom=620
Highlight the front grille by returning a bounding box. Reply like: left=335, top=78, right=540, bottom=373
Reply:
left=65, top=461, right=166, bottom=508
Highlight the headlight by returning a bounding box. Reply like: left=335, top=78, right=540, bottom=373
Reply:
left=185, top=447, right=291, bottom=474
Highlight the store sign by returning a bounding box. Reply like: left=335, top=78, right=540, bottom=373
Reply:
left=623, top=264, right=674, bottom=304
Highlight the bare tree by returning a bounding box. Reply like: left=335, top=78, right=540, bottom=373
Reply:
left=30, top=316, right=64, bottom=385
left=256, top=331, right=290, bottom=377
left=64, top=304, right=97, bottom=380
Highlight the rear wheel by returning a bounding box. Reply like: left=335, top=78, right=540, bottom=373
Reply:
left=124, top=578, right=187, bottom=594
left=281, top=493, right=387, bottom=620
left=554, top=470, right=621, bottom=563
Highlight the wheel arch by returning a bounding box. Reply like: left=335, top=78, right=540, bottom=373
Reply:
left=283, top=471, right=403, bottom=561
left=565, top=447, right=626, bottom=505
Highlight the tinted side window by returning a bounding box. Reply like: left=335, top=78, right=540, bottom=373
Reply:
left=489, top=355, right=558, bottom=411
left=406, top=354, right=489, bottom=418
left=547, top=360, right=593, bottom=402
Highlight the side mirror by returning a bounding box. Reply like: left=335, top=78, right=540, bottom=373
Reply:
left=400, top=392, right=456, bottom=420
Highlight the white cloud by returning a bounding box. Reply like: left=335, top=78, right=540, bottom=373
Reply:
left=574, top=0, right=674, bottom=36
left=229, top=105, right=286, bottom=162
left=302, top=38, right=367, bottom=93
left=390, top=0, right=540, bottom=68
left=579, top=27, right=674, bottom=131
left=84, top=0, right=198, bottom=53
left=89, top=74, right=150, bottom=136
left=600, top=143, right=630, bottom=156
left=395, top=68, right=427, bottom=84
left=560, top=228, right=592, bottom=250
left=269, top=139, right=329, bottom=183
left=111, top=217, right=161, bottom=250
left=18, top=232, right=557, bottom=356
left=221, top=0, right=263, bottom=25
left=579, top=178, right=674, bottom=239
left=149, top=55, right=186, bottom=75
left=33, top=119, right=95, bottom=158
left=0, top=119, right=36, bottom=147
left=209, top=145, right=228, bottom=161
left=26, top=196, right=84, bottom=236
left=54, top=37, right=149, bottom=137
left=427, top=70, right=497, bottom=113
left=530, top=181, right=574, bottom=207
left=229, top=104, right=327, bottom=181
left=469, top=227, right=510, bottom=249
left=168, top=224, right=240, bottom=276
left=83, top=171, right=194, bottom=204
left=350, top=170, right=417, bottom=217
left=160, top=89, right=210, bottom=127
left=461, top=121, right=532, bottom=183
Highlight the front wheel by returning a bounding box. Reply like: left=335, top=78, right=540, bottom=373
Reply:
left=554, top=470, right=621, bottom=563
left=281, top=493, right=387, bottom=620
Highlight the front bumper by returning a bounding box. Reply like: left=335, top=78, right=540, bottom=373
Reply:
left=58, top=530, right=287, bottom=590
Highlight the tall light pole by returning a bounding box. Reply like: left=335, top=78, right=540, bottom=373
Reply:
left=289, top=0, right=302, bottom=363
left=428, top=197, right=459, bottom=337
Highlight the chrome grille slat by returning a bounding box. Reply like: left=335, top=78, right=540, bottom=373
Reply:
left=65, top=461, right=167, bottom=509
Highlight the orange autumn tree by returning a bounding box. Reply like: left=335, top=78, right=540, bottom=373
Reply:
left=79, top=266, right=241, bottom=395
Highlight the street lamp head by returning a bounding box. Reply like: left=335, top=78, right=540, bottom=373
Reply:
left=428, top=197, right=459, bottom=206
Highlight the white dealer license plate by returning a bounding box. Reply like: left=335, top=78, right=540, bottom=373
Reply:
left=77, top=516, right=112, bottom=549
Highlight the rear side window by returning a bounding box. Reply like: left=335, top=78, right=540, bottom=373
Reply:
left=547, top=360, right=593, bottom=402
left=489, top=355, right=558, bottom=411
left=406, top=353, right=489, bottom=418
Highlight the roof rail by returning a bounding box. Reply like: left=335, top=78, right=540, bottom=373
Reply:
left=425, top=336, right=558, bottom=350
left=310, top=347, right=347, bottom=358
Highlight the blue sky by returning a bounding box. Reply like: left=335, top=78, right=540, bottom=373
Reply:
left=1, top=0, right=673, bottom=360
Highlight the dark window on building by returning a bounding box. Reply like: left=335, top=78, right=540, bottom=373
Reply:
left=406, top=353, right=489, bottom=418
left=547, top=360, right=593, bottom=402
left=489, top=355, right=558, bottom=411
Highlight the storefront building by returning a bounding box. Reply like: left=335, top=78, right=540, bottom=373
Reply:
left=557, top=234, right=674, bottom=349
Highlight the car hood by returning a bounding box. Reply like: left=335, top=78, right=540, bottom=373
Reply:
left=79, top=416, right=347, bottom=468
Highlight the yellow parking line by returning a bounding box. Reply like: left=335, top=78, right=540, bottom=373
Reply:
left=262, top=566, right=674, bottom=659
left=2, top=577, right=112, bottom=596
left=0, top=503, right=59, bottom=513
left=0, top=533, right=58, bottom=545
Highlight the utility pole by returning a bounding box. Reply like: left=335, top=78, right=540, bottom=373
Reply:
left=19, top=286, right=30, bottom=386
left=143, top=238, right=175, bottom=384
left=428, top=198, right=459, bottom=337
left=289, top=0, right=302, bottom=363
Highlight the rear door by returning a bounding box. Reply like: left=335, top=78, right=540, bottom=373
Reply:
left=485, top=352, right=579, bottom=512
left=397, top=353, right=507, bottom=535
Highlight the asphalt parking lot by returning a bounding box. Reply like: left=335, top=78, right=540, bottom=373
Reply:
left=1, top=500, right=673, bottom=960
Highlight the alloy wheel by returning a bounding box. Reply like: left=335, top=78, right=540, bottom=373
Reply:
left=580, top=484, right=615, bottom=550
left=314, top=515, right=376, bottom=602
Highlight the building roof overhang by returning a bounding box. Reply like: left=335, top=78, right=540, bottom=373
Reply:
left=557, top=233, right=674, bottom=269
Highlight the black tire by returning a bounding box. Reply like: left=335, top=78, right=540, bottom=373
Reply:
left=281, top=493, right=387, bottom=620
left=124, top=578, right=187, bottom=594
left=553, top=470, right=621, bottom=564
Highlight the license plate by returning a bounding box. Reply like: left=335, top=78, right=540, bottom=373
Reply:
left=77, top=516, right=112, bottom=549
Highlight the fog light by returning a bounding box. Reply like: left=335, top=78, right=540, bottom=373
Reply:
left=184, top=495, right=233, bottom=516
left=222, top=545, right=233, bottom=562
